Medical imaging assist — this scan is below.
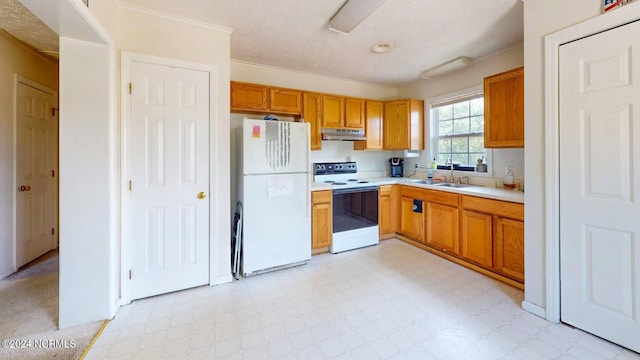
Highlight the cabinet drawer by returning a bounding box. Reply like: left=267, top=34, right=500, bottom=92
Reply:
left=399, top=185, right=428, bottom=199
left=461, top=195, right=523, bottom=221
left=423, top=189, right=459, bottom=207
left=312, top=190, right=332, bottom=204
left=379, top=184, right=393, bottom=197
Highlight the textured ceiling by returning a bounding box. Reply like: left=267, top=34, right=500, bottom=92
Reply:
left=0, top=0, right=58, bottom=59
left=121, top=0, right=524, bottom=86
left=1, top=0, right=524, bottom=85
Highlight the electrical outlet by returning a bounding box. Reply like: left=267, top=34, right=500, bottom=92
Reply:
left=415, top=163, right=419, bottom=169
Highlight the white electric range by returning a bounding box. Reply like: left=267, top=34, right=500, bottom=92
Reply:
left=313, top=162, right=379, bottom=253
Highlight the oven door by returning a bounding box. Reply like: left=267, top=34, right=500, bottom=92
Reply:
left=331, top=186, right=379, bottom=253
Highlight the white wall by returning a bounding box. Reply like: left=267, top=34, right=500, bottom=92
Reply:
left=232, top=61, right=398, bottom=99
left=58, top=37, right=112, bottom=328
left=397, top=44, right=525, bottom=184
left=117, top=5, right=232, bottom=285
left=0, top=32, right=58, bottom=279
left=523, top=1, right=601, bottom=314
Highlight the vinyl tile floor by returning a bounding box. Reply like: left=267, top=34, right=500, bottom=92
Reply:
left=86, top=239, right=639, bottom=360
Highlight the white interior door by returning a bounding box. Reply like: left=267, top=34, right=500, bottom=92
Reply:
left=129, top=60, right=210, bottom=300
left=559, top=20, right=640, bottom=353
left=16, top=81, right=57, bottom=268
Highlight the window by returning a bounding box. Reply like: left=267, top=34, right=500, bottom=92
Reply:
left=432, top=93, right=486, bottom=169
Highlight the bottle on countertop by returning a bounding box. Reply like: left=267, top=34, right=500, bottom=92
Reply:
left=504, top=165, right=516, bottom=189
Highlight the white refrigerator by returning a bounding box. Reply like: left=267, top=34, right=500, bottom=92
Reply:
left=237, top=118, right=311, bottom=276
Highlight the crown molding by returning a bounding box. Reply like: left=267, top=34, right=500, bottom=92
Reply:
left=116, top=1, right=233, bottom=34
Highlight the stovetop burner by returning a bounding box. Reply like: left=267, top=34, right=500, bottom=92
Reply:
left=314, top=162, right=377, bottom=190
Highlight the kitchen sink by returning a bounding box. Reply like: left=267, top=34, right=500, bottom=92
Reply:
left=403, top=179, right=431, bottom=184
left=433, top=182, right=471, bottom=188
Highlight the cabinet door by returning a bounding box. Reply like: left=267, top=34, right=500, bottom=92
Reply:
left=484, top=67, right=524, bottom=148
left=426, top=203, right=459, bottom=255
left=311, top=191, right=332, bottom=249
left=399, top=195, right=424, bottom=242
left=231, top=82, right=268, bottom=111
left=269, top=88, right=302, bottom=114
left=378, top=185, right=397, bottom=235
left=383, top=101, right=409, bottom=150
left=494, top=217, right=524, bottom=282
left=345, top=97, right=365, bottom=128
left=303, top=92, right=322, bottom=151
left=354, top=100, right=384, bottom=150
left=460, top=210, right=493, bottom=268
left=322, top=95, right=345, bottom=128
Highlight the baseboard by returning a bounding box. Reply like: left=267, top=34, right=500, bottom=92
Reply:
left=109, top=298, right=122, bottom=318
left=0, top=266, right=17, bottom=280
left=210, top=274, right=233, bottom=286
left=522, top=300, right=546, bottom=319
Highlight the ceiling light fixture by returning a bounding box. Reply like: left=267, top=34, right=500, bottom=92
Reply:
left=371, top=41, right=394, bottom=53
left=420, top=56, right=474, bottom=79
left=329, top=0, right=387, bottom=34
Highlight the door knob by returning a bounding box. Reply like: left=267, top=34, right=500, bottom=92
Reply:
left=197, top=192, right=207, bottom=200
left=18, top=185, right=30, bottom=192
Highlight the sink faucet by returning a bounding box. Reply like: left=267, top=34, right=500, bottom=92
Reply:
left=446, top=158, right=454, bottom=183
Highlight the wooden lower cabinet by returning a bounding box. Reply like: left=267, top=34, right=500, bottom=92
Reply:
left=399, top=195, right=424, bottom=242
left=461, top=210, right=493, bottom=268
left=311, top=190, right=332, bottom=249
left=494, top=217, right=524, bottom=282
left=378, top=185, right=398, bottom=235
left=426, top=202, right=459, bottom=255
left=396, top=186, right=525, bottom=287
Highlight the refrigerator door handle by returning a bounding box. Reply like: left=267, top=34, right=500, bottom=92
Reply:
left=307, top=176, right=311, bottom=218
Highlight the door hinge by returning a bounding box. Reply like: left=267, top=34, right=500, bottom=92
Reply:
left=128, top=180, right=132, bottom=191
left=128, top=83, right=132, bottom=94
left=51, top=108, right=57, bottom=116
left=51, top=228, right=55, bottom=235
left=129, top=270, right=132, bottom=280
left=51, top=170, right=55, bottom=177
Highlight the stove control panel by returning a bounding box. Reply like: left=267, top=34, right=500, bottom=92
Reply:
left=313, top=162, right=357, bottom=175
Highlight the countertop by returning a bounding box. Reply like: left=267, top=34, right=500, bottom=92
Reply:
left=311, top=177, right=524, bottom=204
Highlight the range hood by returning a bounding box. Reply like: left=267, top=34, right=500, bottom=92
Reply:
left=321, top=127, right=366, bottom=141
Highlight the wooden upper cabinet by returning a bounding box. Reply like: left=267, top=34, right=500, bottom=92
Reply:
left=383, top=99, right=424, bottom=150
left=354, top=100, right=383, bottom=150
left=321, top=94, right=345, bottom=128
left=269, top=88, right=302, bottom=114
left=231, top=82, right=268, bottom=111
left=484, top=66, right=524, bottom=148
left=345, top=98, right=365, bottom=128
left=230, top=82, right=302, bottom=115
left=303, top=92, right=322, bottom=151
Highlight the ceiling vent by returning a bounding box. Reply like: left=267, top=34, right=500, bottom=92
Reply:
left=420, top=56, right=474, bottom=79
